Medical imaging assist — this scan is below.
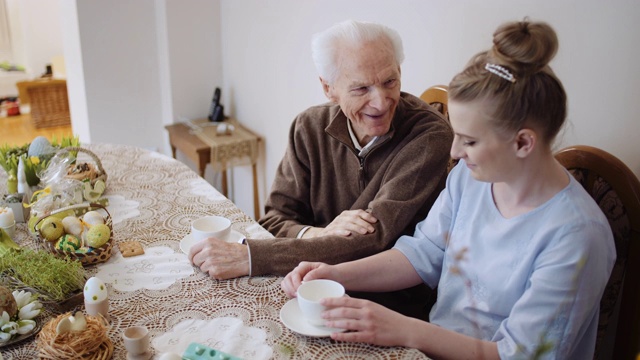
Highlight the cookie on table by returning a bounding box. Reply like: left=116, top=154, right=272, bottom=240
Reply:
left=118, top=240, right=144, bottom=257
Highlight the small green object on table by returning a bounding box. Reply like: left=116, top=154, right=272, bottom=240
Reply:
left=183, top=342, right=243, bottom=360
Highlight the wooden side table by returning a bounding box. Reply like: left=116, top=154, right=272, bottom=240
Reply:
left=165, top=120, right=261, bottom=220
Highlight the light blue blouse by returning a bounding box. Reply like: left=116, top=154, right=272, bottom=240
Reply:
left=394, top=161, right=615, bottom=359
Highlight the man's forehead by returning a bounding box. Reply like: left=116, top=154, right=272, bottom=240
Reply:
left=339, top=64, right=400, bottom=86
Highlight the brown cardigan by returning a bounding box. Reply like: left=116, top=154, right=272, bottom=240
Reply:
left=249, top=92, right=452, bottom=316
left=252, top=92, right=452, bottom=271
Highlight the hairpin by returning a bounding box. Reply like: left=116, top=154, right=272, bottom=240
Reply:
left=485, top=63, right=516, bottom=83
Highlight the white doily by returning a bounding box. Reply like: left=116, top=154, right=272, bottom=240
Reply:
left=95, top=246, right=194, bottom=291
left=152, top=317, right=273, bottom=359
left=104, top=194, right=141, bottom=225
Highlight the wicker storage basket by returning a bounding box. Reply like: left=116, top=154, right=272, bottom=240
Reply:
left=23, top=79, right=70, bottom=128
left=58, top=147, right=108, bottom=187
left=35, top=203, right=114, bottom=266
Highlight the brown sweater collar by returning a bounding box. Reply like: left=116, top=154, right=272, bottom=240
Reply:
left=324, top=92, right=409, bottom=148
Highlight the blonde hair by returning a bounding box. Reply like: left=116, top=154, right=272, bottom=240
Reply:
left=449, top=19, right=567, bottom=143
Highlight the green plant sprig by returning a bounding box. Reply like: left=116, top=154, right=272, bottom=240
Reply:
left=0, top=143, right=28, bottom=176
left=0, top=248, right=85, bottom=302
left=51, top=135, right=81, bottom=149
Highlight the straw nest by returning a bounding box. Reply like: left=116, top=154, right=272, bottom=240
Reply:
left=37, top=312, right=113, bottom=360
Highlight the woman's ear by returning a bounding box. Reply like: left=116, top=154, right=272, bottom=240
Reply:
left=515, top=128, right=536, bottom=158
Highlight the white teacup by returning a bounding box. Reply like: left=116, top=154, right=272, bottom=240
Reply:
left=122, top=325, right=150, bottom=357
left=297, top=279, right=345, bottom=326
left=191, top=215, right=231, bottom=242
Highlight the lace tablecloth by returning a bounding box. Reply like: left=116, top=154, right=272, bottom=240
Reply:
left=0, top=143, right=427, bottom=359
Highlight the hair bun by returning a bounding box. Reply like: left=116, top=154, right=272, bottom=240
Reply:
left=490, top=19, right=558, bottom=76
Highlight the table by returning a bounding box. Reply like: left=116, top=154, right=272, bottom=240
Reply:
left=165, top=119, right=261, bottom=220
left=0, top=143, right=427, bottom=359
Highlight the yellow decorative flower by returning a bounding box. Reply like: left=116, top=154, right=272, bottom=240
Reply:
left=29, top=156, right=40, bottom=165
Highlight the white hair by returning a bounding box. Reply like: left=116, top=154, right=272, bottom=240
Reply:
left=311, top=20, right=404, bottom=84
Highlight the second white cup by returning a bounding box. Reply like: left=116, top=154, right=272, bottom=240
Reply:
left=297, top=279, right=345, bottom=326
left=122, top=325, right=150, bottom=357
left=191, top=215, right=231, bottom=242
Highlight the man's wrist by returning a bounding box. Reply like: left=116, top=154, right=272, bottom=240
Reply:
left=297, top=226, right=312, bottom=239
left=244, top=241, right=252, bottom=277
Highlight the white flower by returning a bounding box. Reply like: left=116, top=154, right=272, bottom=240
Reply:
left=16, top=319, right=36, bottom=334
left=18, top=301, right=42, bottom=320
left=0, top=312, right=12, bottom=341
left=12, top=290, right=33, bottom=309
left=0, top=311, right=9, bottom=326
left=0, top=291, right=42, bottom=343
left=0, top=331, right=11, bottom=343
left=1, top=321, right=17, bottom=335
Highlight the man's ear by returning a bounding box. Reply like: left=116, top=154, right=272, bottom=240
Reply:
left=514, top=128, right=536, bottom=158
left=320, top=77, right=336, bottom=102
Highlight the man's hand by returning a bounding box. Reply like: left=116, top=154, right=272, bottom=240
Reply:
left=302, top=209, right=377, bottom=238
left=188, top=238, right=250, bottom=280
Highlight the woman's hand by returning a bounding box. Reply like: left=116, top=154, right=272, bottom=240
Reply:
left=321, top=296, right=414, bottom=348
left=281, top=261, right=338, bottom=298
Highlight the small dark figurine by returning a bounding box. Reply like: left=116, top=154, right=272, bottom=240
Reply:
left=208, top=87, right=224, bottom=122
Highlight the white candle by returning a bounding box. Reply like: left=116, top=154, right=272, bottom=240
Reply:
left=0, top=207, right=15, bottom=227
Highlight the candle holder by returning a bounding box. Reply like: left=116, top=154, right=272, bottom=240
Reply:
left=83, top=277, right=110, bottom=322
left=2, top=193, right=30, bottom=223
left=0, top=220, right=16, bottom=238
left=122, top=325, right=152, bottom=360
left=84, top=297, right=110, bottom=322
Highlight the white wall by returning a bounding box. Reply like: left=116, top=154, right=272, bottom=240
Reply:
left=60, top=0, right=222, bottom=153
left=72, top=1, right=164, bottom=149
left=164, top=0, right=222, bottom=123
left=6, top=0, right=63, bottom=75
left=219, top=0, right=640, bottom=218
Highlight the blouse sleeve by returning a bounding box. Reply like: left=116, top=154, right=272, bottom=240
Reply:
left=393, top=161, right=465, bottom=289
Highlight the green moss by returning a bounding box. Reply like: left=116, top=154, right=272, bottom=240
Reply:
left=0, top=248, right=85, bottom=302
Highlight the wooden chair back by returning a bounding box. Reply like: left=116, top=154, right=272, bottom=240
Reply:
left=555, top=145, right=640, bottom=360
left=420, top=84, right=457, bottom=172
left=419, top=84, right=449, bottom=119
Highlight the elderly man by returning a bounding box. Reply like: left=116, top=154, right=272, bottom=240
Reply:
left=189, top=20, right=452, bottom=319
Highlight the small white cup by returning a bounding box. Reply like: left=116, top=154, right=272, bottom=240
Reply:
left=191, top=215, right=231, bottom=242
left=123, top=325, right=150, bottom=358
left=297, top=279, right=345, bottom=326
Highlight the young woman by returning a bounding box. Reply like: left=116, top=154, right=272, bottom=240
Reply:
left=281, top=19, right=615, bottom=360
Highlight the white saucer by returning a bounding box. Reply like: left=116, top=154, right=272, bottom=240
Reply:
left=179, top=230, right=246, bottom=254
left=279, top=298, right=346, bottom=337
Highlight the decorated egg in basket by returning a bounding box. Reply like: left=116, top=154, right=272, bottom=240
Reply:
left=36, top=203, right=114, bottom=266
left=56, top=234, right=82, bottom=252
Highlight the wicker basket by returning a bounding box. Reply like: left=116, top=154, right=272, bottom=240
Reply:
left=22, top=79, right=71, bottom=128
left=58, top=147, right=108, bottom=187
left=35, top=203, right=114, bottom=266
